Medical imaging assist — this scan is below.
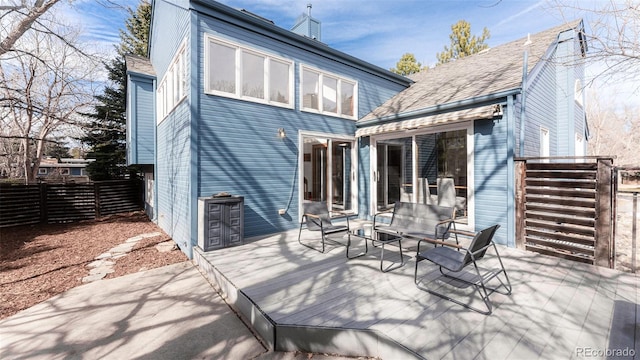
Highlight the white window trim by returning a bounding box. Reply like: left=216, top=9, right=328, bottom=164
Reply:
left=203, top=34, right=294, bottom=109
left=157, top=40, right=188, bottom=124
left=298, top=130, right=359, bottom=221
left=38, top=168, right=48, bottom=175
left=369, top=121, right=474, bottom=231
left=540, top=127, right=550, bottom=162
left=299, top=64, right=358, bottom=120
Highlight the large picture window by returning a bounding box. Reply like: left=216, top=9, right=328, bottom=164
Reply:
left=300, top=65, right=357, bottom=119
left=205, top=35, right=293, bottom=108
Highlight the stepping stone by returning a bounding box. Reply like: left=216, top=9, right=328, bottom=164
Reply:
left=82, top=273, right=107, bottom=283
left=140, top=232, right=162, bottom=239
left=110, top=243, right=135, bottom=254
left=155, top=241, right=177, bottom=253
left=96, top=252, right=112, bottom=260
left=89, top=267, right=114, bottom=275
left=87, top=260, right=115, bottom=268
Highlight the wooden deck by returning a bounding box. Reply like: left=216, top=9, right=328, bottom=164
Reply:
left=194, top=223, right=639, bottom=359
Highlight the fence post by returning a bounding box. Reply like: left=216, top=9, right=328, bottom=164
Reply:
left=633, top=193, right=637, bottom=273
left=514, top=159, right=526, bottom=249
left=595, top=158, right=614, bottom=268
left=39, top=182, right=48, bottom=224
left=94, top=182, right=101, bottom=219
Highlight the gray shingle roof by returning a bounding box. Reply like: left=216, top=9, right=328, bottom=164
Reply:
left=125, top=54, right=156, bottom=77
left=359, top=20, right=583, bottom=123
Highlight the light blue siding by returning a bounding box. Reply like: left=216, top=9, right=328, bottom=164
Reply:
left=523, top=51, right=558, bottom=157
left=195, top=11, right=407, bottom=238
left=149, top=0, right=190, bottom=78
left=150, top=0, right=192, bottom=255
left=555, top=30, right=574, bottom=155
left=474, top=118, right=510, bottom=246
left=127, top=75, right=155, bottom=165
left=522, top=28, right=586, bottom=158
left=156, top=101, right=192, bottom=255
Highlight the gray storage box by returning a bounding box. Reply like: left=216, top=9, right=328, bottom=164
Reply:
left=198, top=196, right=244, bottom=251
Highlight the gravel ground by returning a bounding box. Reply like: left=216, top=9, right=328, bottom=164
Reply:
left=0, top=212, right=187, bottom=320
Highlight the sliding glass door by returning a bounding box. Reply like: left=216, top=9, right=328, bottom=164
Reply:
left=372, top=125, right=473, bottom=227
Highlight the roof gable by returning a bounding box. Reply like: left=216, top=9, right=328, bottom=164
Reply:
left=360, top=20, right=583, bottom=123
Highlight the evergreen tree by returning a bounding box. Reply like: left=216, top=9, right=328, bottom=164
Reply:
left=44, top=141, right=71, bottom=160
left=390, top=53, right=428, bottom=76
left=83, top=1, right=151, bottom=180
left=436, top=20, right=490, bottom=65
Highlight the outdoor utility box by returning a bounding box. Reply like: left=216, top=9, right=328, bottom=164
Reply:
left=198, top=195, right=244, bottom=251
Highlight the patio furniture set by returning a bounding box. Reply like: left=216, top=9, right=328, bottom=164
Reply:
left=298, top=201, right=512, bottom=315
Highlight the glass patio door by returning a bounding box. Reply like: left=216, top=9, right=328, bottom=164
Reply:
left=302, top=135, right=355, bottom=214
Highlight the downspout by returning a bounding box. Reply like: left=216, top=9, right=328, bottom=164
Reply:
left=520, top=35, right=531, bottom=157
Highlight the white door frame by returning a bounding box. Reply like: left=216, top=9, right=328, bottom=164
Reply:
left=298, top=130, right=358, bottom=220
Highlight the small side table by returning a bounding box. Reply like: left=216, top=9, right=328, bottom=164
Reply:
left=348, top=226, right=405, bottom=272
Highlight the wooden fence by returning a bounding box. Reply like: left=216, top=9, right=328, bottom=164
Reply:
left=515, top=157, right=615, bottom=268
left=0, top=180, right=143, bottom=228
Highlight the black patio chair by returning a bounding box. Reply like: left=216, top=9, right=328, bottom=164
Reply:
left=298, top=202, right=350, bottom=253
left=414, top=224, right=512, bottom=315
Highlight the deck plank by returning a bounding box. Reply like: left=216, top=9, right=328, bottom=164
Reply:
left=195, top=227, right=640, bottom=359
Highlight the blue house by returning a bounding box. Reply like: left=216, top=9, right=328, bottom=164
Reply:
left=126, top=0, right=587, bottom=258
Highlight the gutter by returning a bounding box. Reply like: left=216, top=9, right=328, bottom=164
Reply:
left=357, top=87, right=522, bottom=128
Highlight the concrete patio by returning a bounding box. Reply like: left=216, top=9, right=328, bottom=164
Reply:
left=194, top=223, right=639, bottom=359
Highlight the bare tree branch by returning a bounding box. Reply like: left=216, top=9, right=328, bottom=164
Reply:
left=0, top=0, right=63, bottom=56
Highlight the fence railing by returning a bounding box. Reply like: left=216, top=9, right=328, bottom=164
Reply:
left=0, top=180, right=143, bottom=228
left=515, top=157, right=615, bottom=268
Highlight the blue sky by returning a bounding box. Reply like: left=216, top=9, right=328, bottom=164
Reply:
left=217, top=0, right=571, bottom=70
left=62, top=0, right=582, bottom=68
left=60, top=0, right=637, bottom=104
left=221, top=0, right=576, bottom=68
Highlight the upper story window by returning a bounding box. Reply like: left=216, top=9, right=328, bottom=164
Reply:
left=300, top=65, right=357, bottom=120
left=205, top=35, right=294, bottom=108
left=158, top=41, right=187, bottom=123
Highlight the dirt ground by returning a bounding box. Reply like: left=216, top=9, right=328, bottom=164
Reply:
left=0, top=212, right=188, bottom=320
left=615, top=194, right=640, bottom=273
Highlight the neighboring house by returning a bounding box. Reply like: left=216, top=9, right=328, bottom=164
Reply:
left=37, top=158, right=95, bottom=182
left=126, top=0, right=587, bottom=258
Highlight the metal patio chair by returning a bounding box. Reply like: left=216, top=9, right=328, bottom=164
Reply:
left=298, top=201, right=350, bottom=253
left=414, top=224, right=512, bottom=315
